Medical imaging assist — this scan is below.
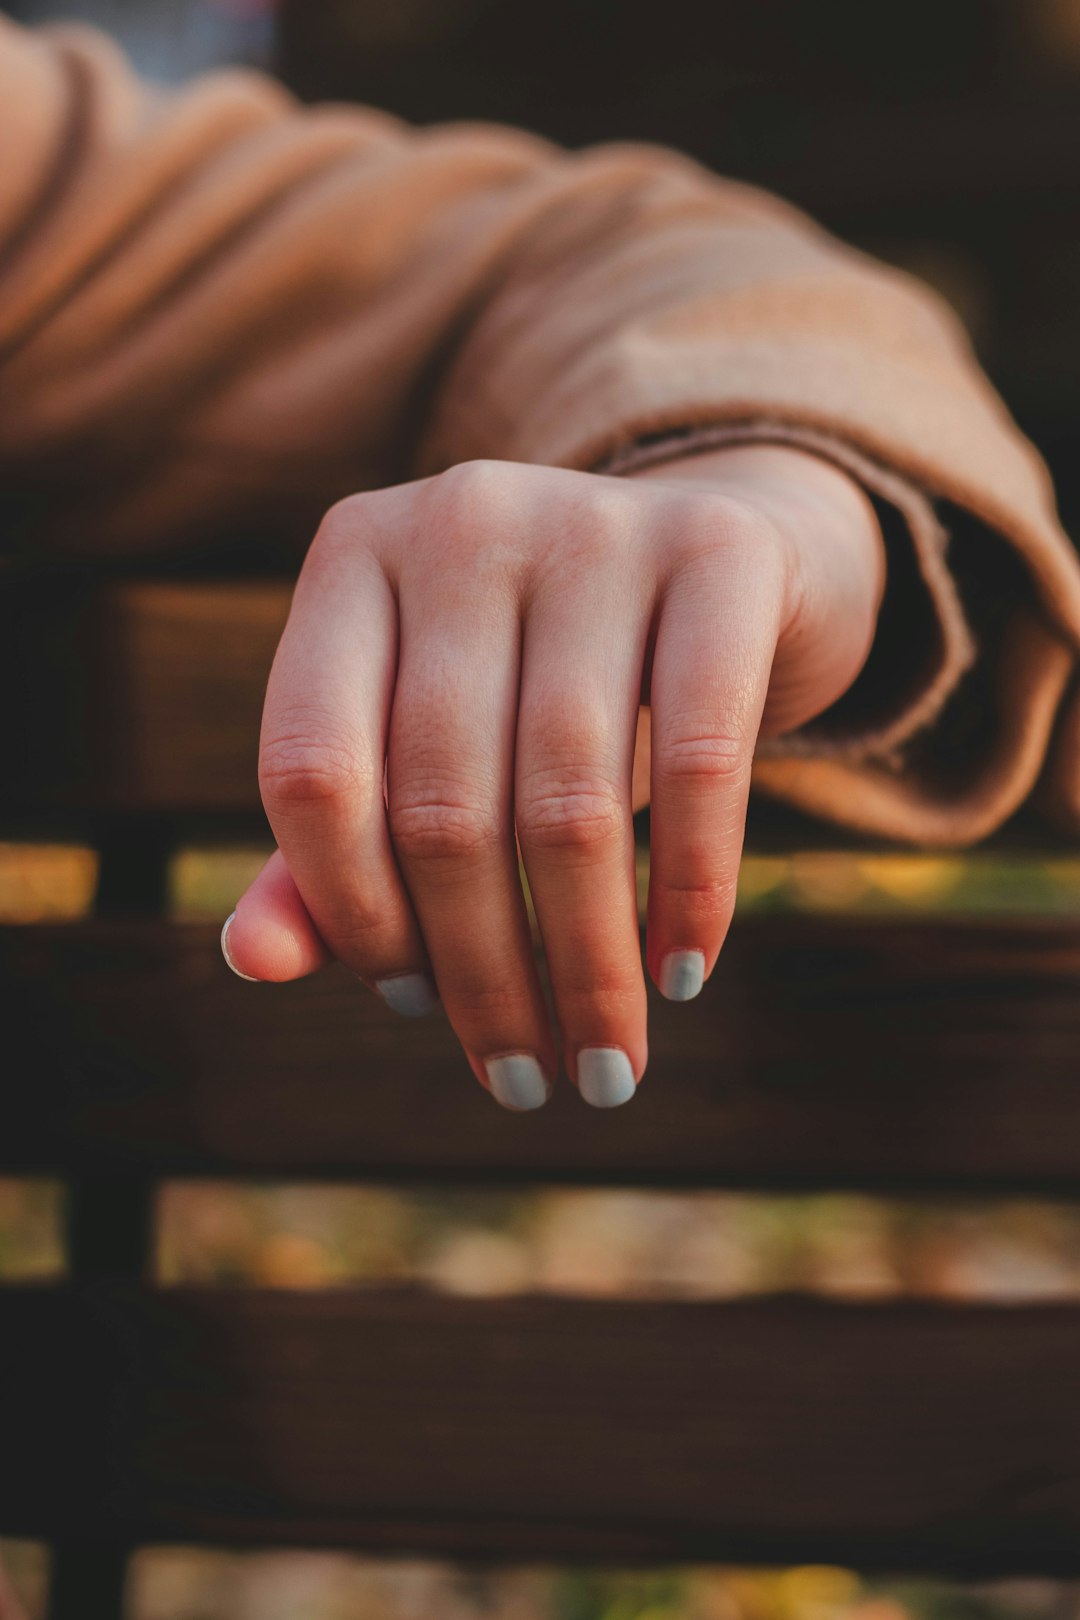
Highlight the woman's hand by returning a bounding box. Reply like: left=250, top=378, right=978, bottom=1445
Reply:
left=222, top=445, right=884, bottom=1109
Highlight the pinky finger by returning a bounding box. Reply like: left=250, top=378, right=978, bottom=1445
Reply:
left=647, top=554, right=783, bottom=1000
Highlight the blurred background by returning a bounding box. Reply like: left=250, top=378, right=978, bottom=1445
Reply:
left=6, top=1, right=1080, bottom=1616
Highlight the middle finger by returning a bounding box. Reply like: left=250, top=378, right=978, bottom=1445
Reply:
left=515, top=555, right=651, bottom=1108
left=387, top=579, right=556, bottom=1111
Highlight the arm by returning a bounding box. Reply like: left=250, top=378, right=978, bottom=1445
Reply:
left=4, top=16, right=1080, bottom=1105
left=2, top=16, right=1078, bottom=846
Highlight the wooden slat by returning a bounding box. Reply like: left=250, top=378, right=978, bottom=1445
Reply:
left=4, top=1284, right=1080, bottom=1573
left=0, top=580, right=287, bottom=820
left=0, top=578, right=1064, bottom=852
left=6, top=915, right=1080, bottom=1189
left=90, top=582, right=286, bottom=813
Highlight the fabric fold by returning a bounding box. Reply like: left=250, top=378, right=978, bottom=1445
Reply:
left=1, top=13, right=1079, bottom=845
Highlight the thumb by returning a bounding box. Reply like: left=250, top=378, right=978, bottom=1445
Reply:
left=222, top=849, right=331, bottom=982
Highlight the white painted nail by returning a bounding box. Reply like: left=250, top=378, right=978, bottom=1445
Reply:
left=485, top=1053, right=550, bottom=1112
left=220, top=913, right=260, bottom=982
left=659, top=949, right=706, bottom=1002
left=577, top=1047, right=637, bottom=1109
left=376, top=972, right=439, bottom=1018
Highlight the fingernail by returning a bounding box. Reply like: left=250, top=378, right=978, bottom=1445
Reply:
left=659, top=949, right=706, bottom=1002
left=376, top=972, right=440, bottom=1018
left=485, top=1053, right=550, bottom=1112
left=221, top=912, right=260, bottom=982
left=577, top=1046, right=637, bottom=1109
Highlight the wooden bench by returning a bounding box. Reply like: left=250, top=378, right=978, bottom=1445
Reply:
left=4, top=575, right=1080, bottom=1618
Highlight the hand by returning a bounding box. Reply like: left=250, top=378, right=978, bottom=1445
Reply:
left=222, top=446, right=884, bottom=1109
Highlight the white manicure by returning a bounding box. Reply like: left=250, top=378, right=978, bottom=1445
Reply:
left=577, top=1047, right=637, bottom=1109
left=377, top=972, right=440, bottom=1017
left=220, top=913, right=259, bottom=982
left=485, top=1053, right=550, bottom=1112
left=659, top=949, right=706, bottom=1002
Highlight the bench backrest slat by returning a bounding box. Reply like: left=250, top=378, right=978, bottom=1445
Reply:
left=4, top=575, right=1080, bottom=1607
left=5, top=1284, right=1080, bottom=1575
left=4, top=915, right=1080, bottom=1189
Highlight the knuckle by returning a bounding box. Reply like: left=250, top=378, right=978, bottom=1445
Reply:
left=389, top=791, right=501, bottom=863
left=683, top=492, right=784, bottom=561
left=431, top=458, right=515, bottom=525
left=323, top=906, right=392, bottom=962
left=661, top=871, right=739, bottom=928
left=669, top=498, right=791, bottom=603
left=309, top=491, right=395, bottom=577
left=312, top=493, right=368, bottom=556
left=421, top=461, right=526, bottom=590
left=303, top=504, right=376, bottom=593
left=259, top=728, right=375, bottom=810
left=561, top=964, right=643, bottom=1012
left=517, top=779, right=625, bottom=852
left=450, top=975, right=532, bottom=1023
left=659, top=729, right=750, bottom=786
left=564, top=487, right=633, bottom=560
left=319, top=492, right=362, bottom=535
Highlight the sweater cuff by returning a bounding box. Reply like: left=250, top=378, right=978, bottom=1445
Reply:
left=603, top=420, right=1080, bottom=846
left=600, top=419, right=976, bottom=764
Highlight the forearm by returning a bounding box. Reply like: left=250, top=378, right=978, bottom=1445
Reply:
left=5, top=13, right=1080, bottom=840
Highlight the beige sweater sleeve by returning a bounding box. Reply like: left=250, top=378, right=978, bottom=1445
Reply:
left=3, top=14, right=1080, bottom=846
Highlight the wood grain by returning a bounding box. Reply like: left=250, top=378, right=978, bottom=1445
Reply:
left=0, top=579, right=1064, bottom=855
left=6, top=915, right=1080, bottom=1189
left=0, top=580, right=286, bottom=820
left=4, top=1285, right=1080, bottom=1573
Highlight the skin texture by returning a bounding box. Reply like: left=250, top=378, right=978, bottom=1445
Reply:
left=224, top=444, right=885, bottom=1108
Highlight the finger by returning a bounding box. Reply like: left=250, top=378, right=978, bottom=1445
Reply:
left=516, top=564, right=649, bottom=1108
left=222, top=849, right=330, bottom=982
left=259, top=521, right=438, bottom=1018
left=647, top=544, right=784, bottom=1000
left=387, top=571, right=556, bottom=1111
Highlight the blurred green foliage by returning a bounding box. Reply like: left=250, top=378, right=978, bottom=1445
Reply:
left=4, top=1548, right=1075, bottom=1620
